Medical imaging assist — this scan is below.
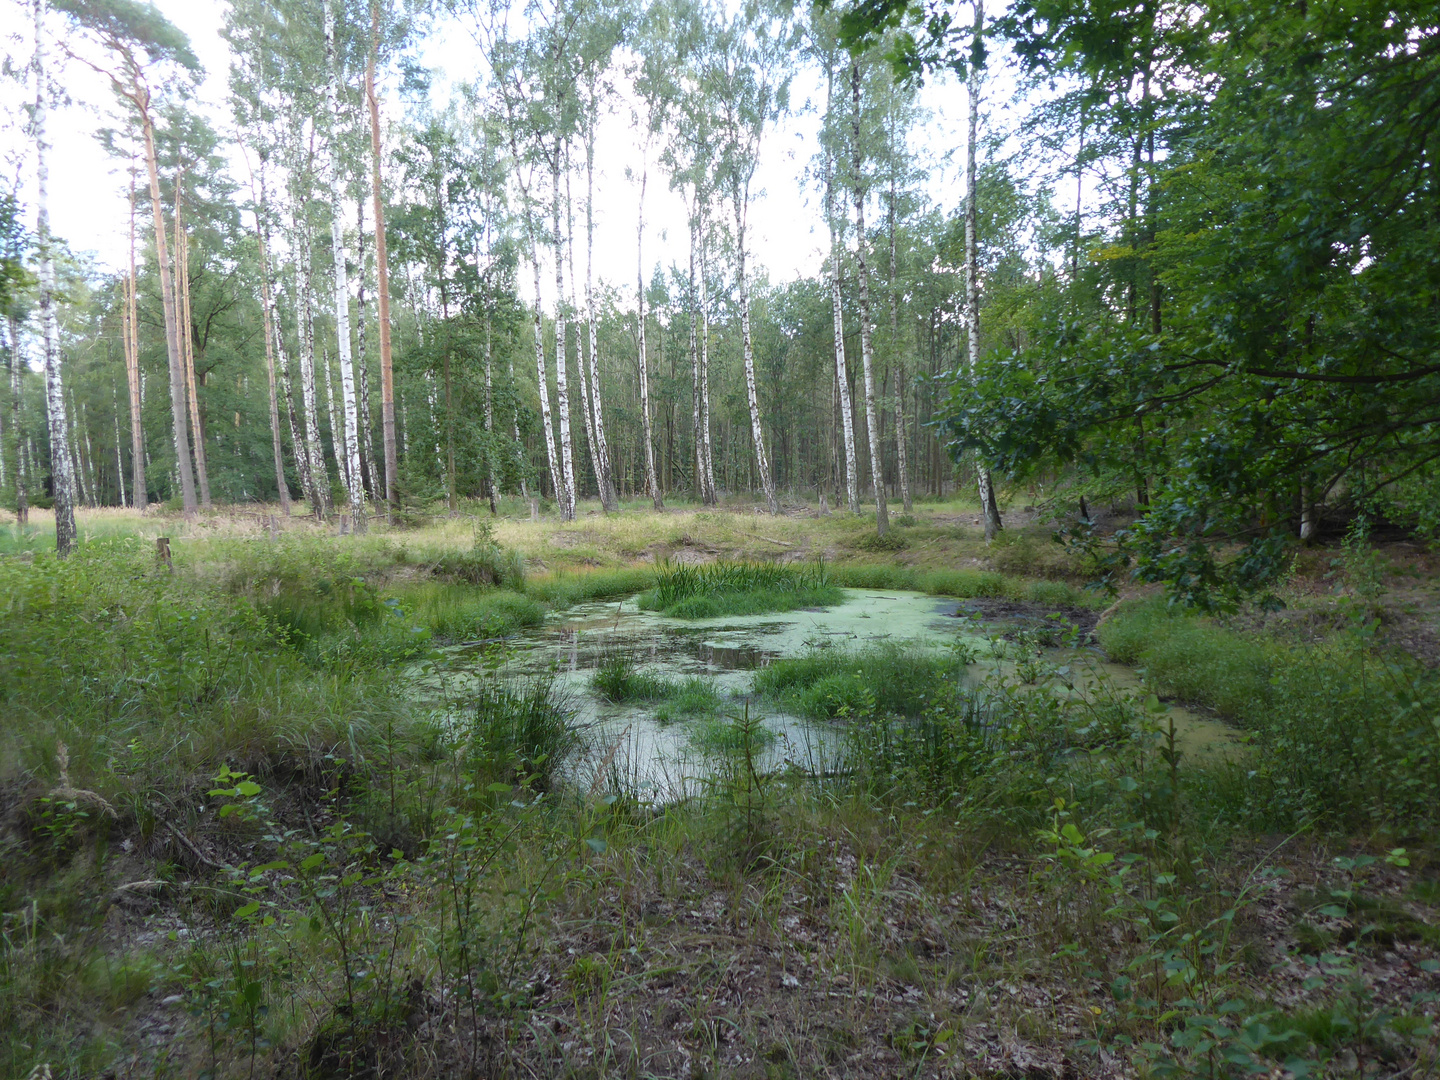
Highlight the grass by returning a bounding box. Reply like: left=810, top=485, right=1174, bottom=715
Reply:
left=4, top=504, right=1440, bottom=1079
left=752, top=642, right=969, bottom=720
left=1100, top=598, right=1440, bottom=828
left=637, top=560, right=843, bottom=619
left=592, top=652, right=725, bottom=719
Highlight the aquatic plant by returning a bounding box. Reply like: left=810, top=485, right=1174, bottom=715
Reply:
left=753, top=642, right=967, bottom=720
left=638, top=560, right=842, bottom=619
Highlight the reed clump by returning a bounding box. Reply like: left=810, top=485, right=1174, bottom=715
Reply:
left=638, top=560, right=842, bottom=619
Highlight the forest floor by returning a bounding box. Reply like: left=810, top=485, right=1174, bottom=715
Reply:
left=3, top=496, right=1440, bottom=1079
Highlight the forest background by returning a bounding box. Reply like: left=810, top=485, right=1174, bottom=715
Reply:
left=1, top=0, right=1437, bottom=610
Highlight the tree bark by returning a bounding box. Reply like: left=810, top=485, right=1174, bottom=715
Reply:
left=549, top=155, right=576, bottom=520
left=636, top=160, right=662, bottom=510
left=583, top=131, right=618, bottom=512
left=137, top=83, right=197, bottom=516
left=174, top=182, right=211, bottom=509
left=965, top=2, right=1002, bottom=540
left=366, top=0, right=398, bottom=522
left=34, top=0, right=75, bottom=553
left=295, top=208, right=332, bottom=518
left=888, top=138, right=913, bottom=515
left=7, top=312, right=28, bottom=523
left=696, top=198, right=717, bottom=504
left=824, top=119, right=859, bottom=516
left=355, top=196, right=376, bottom=500
left=125, top=163, right=145, bottom=509
left=851, top=61, right=887, bottom=536
left=324, top=0, right=365, bottom=530
left=249, top=147, right=291, bottom=514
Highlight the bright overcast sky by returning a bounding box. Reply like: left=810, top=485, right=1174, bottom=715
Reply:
left=2, top=0, right=998, bottom=301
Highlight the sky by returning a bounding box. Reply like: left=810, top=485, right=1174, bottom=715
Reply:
left=1, top=0, right=1003, bottom=304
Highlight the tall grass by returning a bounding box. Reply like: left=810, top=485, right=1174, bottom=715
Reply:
left=830, top=563, right=1097, bottom=606
left=525, top=566, right=658, bottom=607
left=638, top=560, right=843, bottom=618
left=591, top=651, right=724, bottom=717
left=753, top=642, right=968, bottom=720
left=1101, top=599, right=1440, bottom=828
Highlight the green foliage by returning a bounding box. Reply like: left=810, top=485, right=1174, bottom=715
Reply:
left=753, top=642, right=965, bottom=720
left=463, top=672, right=578, bottom=792
left=638, top=560, right=843, bottom=619
left=526, top=567, right=659, bottom=608
left=1100, top=601, right=1440, bottom=829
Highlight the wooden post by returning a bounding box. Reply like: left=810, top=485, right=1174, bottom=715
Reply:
left=338, top=513, right=351, bottom=536
left=529, top=497, right=539, bottom=522
left=156, top=536, right=171, bottom=569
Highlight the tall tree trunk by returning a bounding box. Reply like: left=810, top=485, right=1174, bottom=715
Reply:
left=964, top=2, right=1002, bottom=540
left=112, top=383, right=126, bottom=507
left=134, top=84, right=196, bottom=516
left=355, top=197, right=376, bottom=500
left=509, top=350, right=527, bottom=498
left=565, top=161, right=600, bottom=507
left=366, top=0, right=398, bottom=522
left=484, top=324, right=498, bottom=512
left=636, top=161, right=662, bottom=510
left=888, top=146, right=913, bottom=515
left=529, top=245, right=562, bottom=510
left=296, top=211, right=332, bottom=518
left=550, top=154, right=576, bottom=520
left=250, top=150, right=292, bottom=514
left=276, top=283, right=309, bottom=510
left=7, top=313, right=28, bottom=523
left=689, top=212, right=703, bottom=500
left=324, top=0, right=365, bottom=529
left=583, top=134, right=618, bottom=512
left=174, top=184, right=211, bottom=508
left=851, top=61, right=888, bottom=536
left=125, top=165, right=145, bottom=510
left=34, top=0, right=75, bottom=553
left=696, top=199, right=717, bottom=504
left=733, top=187, right=777, bottom=515
left=824, top=130, right=859, bottom=515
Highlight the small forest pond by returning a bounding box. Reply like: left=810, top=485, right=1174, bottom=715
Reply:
left=415, top=588, right=1241, bottom=801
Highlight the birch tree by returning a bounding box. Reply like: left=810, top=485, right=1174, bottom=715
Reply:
left=704, top=3, right=793, bottom=516
left=323, top=0, right=364, bottom=528
left=850, top=59, right=887, bottom=535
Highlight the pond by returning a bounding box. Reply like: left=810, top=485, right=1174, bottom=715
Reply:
left=417, top=588, right=1242, bottom=801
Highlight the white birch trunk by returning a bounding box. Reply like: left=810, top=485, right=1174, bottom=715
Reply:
left=584, top=137, right=618, bottom=512
left=296, top=211, right=331, bottom=517
left=565, top=161, right=601, bottom=509
left=113, top=385, right=126, bottom=507
left=530, top=249, right=562, bottom=508
left=733, top=189, right=777, bottom=515
left=852, top=62, right=888, bottom=535
left=251, top=152, right=291, bottom=514
left=34, top=0, right=74, bottom=553
left=355, top=197, right=376, bottom=500
left=324, top=0, right=365, bottom=528
left=125, top=165, right=145, bottom=509
left=696, top=198, right=717, bottom=504
left=637, top=160, right=662, bottom=510
left=550, top=157, right=575, bottom=520
left=824, top=130, right=860, bottom=515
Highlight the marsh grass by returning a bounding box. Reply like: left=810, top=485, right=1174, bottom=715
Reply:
left=1101, top=599, right=1440, bottom=828
left=4, top=515, right=1440, bottom=1080
left=753, top=642, right=968, bottom=720
left=638, top=560, right=842, bottom=618
left=591, top=652, right=724, bottom=718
